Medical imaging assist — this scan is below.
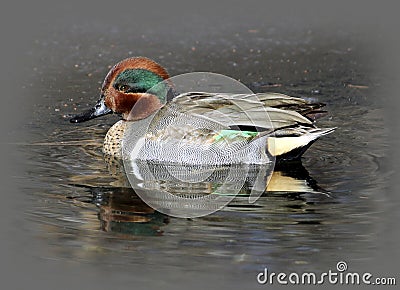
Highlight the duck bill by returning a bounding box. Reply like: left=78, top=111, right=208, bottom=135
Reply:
left=70, top=96, right=112, bottom=123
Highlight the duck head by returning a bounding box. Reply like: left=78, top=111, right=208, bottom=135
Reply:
left=70, top=57, right=170, bottom=123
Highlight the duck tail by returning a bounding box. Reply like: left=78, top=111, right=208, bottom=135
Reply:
left=309, top=127, right=336, bottom=137
left=265, top=127, right=336, bottom=160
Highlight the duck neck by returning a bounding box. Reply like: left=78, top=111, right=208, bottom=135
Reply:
left=124, top=93, right=163, bottom=121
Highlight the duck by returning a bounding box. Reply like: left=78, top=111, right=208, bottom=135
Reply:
left=70, top=57, right=335, bottom=165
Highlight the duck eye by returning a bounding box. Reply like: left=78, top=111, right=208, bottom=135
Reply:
left=119, top=84, right=130, bottom=92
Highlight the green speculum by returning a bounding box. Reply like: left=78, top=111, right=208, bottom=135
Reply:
left=113, top=69, right=169, bottom=102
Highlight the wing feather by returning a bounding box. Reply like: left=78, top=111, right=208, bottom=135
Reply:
left=170, top=92, right=314, bottom=130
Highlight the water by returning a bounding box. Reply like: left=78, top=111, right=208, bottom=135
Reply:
left=16, top=22, right=391, bottom=288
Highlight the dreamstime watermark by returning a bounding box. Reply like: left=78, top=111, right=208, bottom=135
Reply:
left=122, top=72, right=276, bottom=218
left=257, top=261, right=397, bottom=286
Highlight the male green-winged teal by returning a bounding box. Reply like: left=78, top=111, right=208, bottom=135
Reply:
left=70, top=57, right=335, bottom=165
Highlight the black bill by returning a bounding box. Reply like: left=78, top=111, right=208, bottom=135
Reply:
left=70, top=96, right=112, bottom=123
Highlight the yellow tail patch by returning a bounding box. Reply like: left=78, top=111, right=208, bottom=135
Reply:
left=267, top=135, right=315, bottom=157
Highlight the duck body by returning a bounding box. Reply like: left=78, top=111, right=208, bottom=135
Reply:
left=115, top=107, right=271, bottom=165
left=71, top=57, right=335, bottom=165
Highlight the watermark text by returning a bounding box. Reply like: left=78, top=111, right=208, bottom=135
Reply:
left=257, top=261, right=396, bottom=286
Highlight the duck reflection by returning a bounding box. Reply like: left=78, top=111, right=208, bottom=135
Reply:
left=79, top=186, right=170, bottom=236
left=105, top=155, right=325, bottom=195
left=123, top=159, right=275, bottom=217
left=97, top=188, right=169, bottom=236
left=267, top=161, right=325, bottom=193
left=72, top=157, right=327, bottom=236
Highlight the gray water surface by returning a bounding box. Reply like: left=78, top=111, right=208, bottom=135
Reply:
left=17, top=21, right=391, bottom=288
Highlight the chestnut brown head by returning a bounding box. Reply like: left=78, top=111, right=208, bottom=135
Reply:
left=70, top=57, right=170, bottom=123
